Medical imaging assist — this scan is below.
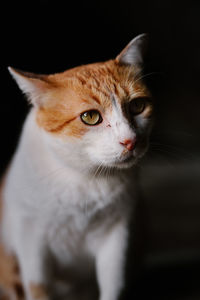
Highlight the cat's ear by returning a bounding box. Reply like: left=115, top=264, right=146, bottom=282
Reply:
left=116, top=33, right=148, bottom=68
left=8, top=67, right=53, bottom=106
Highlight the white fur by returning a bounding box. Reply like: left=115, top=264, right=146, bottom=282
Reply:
left=2, top=90, right=151, bottom=300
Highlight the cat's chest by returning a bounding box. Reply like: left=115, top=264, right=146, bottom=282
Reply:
left=48, top=172, right=130, bottom=214
left=45, top=175, right=132, bottom=256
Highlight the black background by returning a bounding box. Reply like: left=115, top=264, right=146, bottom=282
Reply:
left=1, top=1, right=200, bottom=299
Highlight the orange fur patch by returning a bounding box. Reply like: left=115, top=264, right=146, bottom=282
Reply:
left=29, top=283, right=48, bottom=300
left=0, top=174, right=24, bottom=300
left=35, top=60, right=150, bottom=138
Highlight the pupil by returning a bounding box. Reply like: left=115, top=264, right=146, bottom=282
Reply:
left=89, top=111, right=93, bottom=118
left=136, top=101, right=143, bottom=110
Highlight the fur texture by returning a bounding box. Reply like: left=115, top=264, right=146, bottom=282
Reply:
left=1, top=34, right=153, bottom=300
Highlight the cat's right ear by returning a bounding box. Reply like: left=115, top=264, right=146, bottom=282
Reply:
left=8, top=67, right=53, bottom=106
left=115, top=33, right=148, bottom=69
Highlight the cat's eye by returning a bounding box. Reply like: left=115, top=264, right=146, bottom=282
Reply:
left=130, top=97, right=148, bottom=115
left=80, top=110, right=102, bottom=125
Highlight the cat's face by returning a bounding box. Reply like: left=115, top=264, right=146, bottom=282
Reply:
left=9, top=34, right=153, bottom=172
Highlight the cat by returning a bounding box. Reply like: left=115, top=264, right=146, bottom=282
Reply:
left=0, top=33, right=153, bottom=300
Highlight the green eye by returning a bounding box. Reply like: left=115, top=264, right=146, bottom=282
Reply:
left=80, top=110, right=102, bottom=125
left=130, top=97, right=147, bottom=115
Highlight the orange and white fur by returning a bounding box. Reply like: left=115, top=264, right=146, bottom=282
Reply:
left=1, top=34, right=153, bottom=300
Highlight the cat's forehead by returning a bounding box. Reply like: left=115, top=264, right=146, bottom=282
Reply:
left=51, top=60, right=149, bottom=109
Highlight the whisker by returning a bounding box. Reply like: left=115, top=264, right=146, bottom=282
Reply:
left=144, top=150, right=178, bottom=169
left=149, top=146, right=191, bottom=164
left=134, top=71, right=162, bottom=85
left=152, top=130, right=197, bottom=139
left=150, top=141, right=197, bottom=161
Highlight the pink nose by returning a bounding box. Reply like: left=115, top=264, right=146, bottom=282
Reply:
left=120, top=139, right=136, bottom=151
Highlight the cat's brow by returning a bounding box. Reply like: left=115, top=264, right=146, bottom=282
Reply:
left=91, top=95, right=101, bottom=105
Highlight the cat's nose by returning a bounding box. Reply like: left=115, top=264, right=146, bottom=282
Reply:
left=120, top=138, right=136, bottom=151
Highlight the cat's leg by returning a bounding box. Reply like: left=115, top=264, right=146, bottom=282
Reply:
left=95, top=221, right=128, bottom=300
left=15, top=221, right=49, bottom=300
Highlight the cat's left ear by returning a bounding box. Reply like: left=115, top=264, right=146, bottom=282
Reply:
left=116, top=33, right=148, bottom=68
left=8, top=67, right=53, bottom=106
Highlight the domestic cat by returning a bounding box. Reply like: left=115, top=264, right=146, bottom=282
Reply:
left=0, top=34, right=153, bottom=300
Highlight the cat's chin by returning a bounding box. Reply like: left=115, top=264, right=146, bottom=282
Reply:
left=107, top=155, right=137, bottom=170
left=112, top=149, right=146, bottom=169
left=113, top=158, right=137, bottom=169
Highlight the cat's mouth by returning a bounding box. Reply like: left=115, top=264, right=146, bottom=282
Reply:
left=113, top=145, right=147, bottom=169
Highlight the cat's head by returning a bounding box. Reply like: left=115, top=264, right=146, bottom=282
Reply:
left=9, top=34, right=153, bottom=173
